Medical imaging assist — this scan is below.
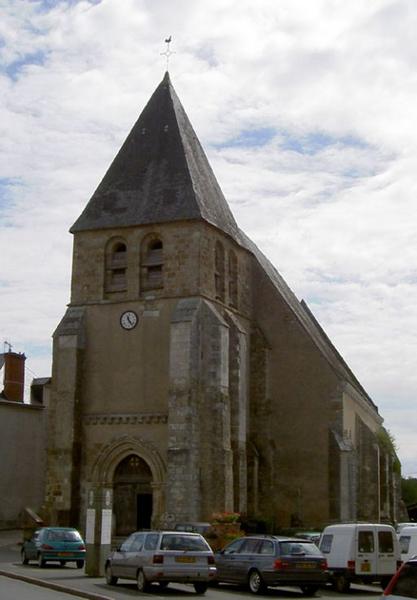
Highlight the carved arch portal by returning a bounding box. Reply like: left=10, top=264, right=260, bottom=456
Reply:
left=90, top=436, right=166, bottom=533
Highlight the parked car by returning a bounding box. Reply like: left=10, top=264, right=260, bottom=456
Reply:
left=214, top=535, right=328, bottom=595
left=396, top=522, right=417, bottom=534
left=399, top=526, right=417, bottom=562
left=296, top=532, right=321, bottom=545
left=319, top=523, right=401, bottom=592
left=174, top=522, right=211, bottom=535
left=382, top=556, right=417, bottom=599
left=105, top=530, right=216, bottom=594
left=21, top=527, right=86, bottom=568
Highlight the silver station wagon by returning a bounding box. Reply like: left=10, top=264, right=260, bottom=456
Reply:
left=105, top=530, right=216, bottom=594
left=215, top=535, right=328, bottom=595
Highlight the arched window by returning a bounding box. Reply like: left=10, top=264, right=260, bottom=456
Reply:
left=228, top=250, right=238, bottom=307
left=141, top=236, right=163, bottom=292
left=215, top=241, right=225, bottom=301
left=105, top=239, right=127, bottom=293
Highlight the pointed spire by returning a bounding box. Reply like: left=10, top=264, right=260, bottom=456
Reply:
left=71, top=74, right=240, bottom=242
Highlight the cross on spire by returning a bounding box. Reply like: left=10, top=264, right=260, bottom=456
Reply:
left=160, top=36, right=175, bottom=70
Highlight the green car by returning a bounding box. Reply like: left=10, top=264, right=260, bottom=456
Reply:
left=21, top=527, right=86, bottom=568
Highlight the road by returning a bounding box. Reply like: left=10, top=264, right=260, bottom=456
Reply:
left=0, top=533, right=384, bottom=600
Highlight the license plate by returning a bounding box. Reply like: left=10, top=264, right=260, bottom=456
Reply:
left=296, top=563, right=315, bottom=569
left=361, top=562, right=371, bottom=572
left=58, top=552, right=72, bottom=557
left=175, top=556, right=196, bottom=563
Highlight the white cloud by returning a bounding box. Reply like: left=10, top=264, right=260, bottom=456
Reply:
left=1, top=0, right=416, bottom=475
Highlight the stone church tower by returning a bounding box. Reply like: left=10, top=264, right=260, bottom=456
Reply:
left=44, top=72, right=400, bottom=540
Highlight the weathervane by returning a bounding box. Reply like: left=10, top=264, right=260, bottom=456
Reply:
left=161, top=36, right=175, bottom=70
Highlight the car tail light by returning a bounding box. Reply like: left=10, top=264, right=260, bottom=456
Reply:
left=41, top=544, right=54, bottom=550
left=274, top=559, right=289, bottom=570
left=320, top=560, right=328, bottom=570
left=78, top=545, right=85, bottom=550
left=347, top=560, right=355, bottom=571
left=208, top=556, right=215, bottom=564
left=153, top=554, right=164, bottom=564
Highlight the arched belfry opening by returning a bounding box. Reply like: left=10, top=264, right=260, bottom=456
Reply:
left=113, top=454, right=153, bottom=536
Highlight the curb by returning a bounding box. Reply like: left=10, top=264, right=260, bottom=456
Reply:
left=0, top=569, right=113, bottom=600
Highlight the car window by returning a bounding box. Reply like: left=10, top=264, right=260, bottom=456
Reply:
left=160, top=534, right=209, bottom=551
left=239, top=539, right=260, bottom=553
left=279, top=541, right=322, bottom=556
left=145, top=533, right=159, bottom=550
left=130, top=533, right=145, bottom=552
left=120, top=535, right=135, bottom=552
left=378, top=531, right=394, bottom=553
left=320, top=534, right=333, bottom=554
left=258, top=540, right=275, bottom=555
left=358, top=531, right=374, bottom=553
left=223, top=539, right=244, bottom=555
left=46, top=529, right=82, bottom=542
left=391, top=563, right=417, bottom=599
left=400, top=536, right=411, bottom=554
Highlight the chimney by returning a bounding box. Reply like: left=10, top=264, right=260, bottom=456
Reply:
left=2, top=352, right=26, bottom=402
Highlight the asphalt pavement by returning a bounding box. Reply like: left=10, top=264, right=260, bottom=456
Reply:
left=0, top=529, right=384, bottom=600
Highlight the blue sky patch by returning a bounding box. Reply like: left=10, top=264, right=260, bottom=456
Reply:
left=216, top=127, right=276, bottom=149
left=282, top=131, right=369, bottom=155
left=5, top=50, right=48, bottom=80
left=36, top=0, right=100, bottom=11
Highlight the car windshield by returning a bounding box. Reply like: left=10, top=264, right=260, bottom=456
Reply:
left=279, top=541, right=322, bottom=556
left=46, top=529, right=82, bottom=542
left=391, top=563, right=417, bottom=598
left=160, top=534, right=209, bottom=551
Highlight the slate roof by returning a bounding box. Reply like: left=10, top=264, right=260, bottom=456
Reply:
left=71, top=72, right=377, bottom=414
left=240, top=230, right=378, bottom=412
left=71, top=72, right=240, bottom=240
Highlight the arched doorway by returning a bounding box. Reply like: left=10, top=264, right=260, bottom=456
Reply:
left=113, top=454, right=153, bottom=536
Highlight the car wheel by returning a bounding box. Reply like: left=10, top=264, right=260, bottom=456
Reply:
left=300, top=585, right=319, bottom=596
left=76, top=560, right=84, bottom=569
left=105, top=563, right=118, bottom=585
left=21, top=550, right=29, bottom=565
left=334, top=574, right=350, bottom=593
left=194, top=582, right=208, bottom=594
left=248, top=569, right=267, bottom=594
left=37, top=553, right=46, bottom=568
left=136, top=569, right=150, bottom=592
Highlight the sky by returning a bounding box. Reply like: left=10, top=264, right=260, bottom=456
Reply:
left=0, top=0, right=416, bottom=476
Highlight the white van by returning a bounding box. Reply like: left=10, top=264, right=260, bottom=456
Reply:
left=319, top=523, right=401, bottom=592
left=398, top=526, right=417, bottom=562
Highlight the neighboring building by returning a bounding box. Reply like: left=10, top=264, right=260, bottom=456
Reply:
left=0, top=352, right=49, bottom=528
left=43, top=72, right=400, bottom=535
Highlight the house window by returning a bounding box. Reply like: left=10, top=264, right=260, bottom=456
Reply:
left=215, top=241, right=225, bottom=301
left=141, top=237, right=163, bottom=291
left=228, top=250, right=238, bottom=307
left=105, top=240, right=127, bottom=293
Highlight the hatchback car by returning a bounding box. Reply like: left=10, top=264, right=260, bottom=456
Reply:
left=382, top=556, right=417, bottom=599
left=105, top=530, right=216, bottom=594
left=21, top=527, right=86, bottom=568
left=215, top=535, right=328, bottom=595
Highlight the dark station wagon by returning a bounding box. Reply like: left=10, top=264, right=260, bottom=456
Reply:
left=215, top=535, right=328, bottom=595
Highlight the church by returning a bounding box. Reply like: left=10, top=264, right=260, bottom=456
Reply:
left=43, top=71, right=400, bottom=538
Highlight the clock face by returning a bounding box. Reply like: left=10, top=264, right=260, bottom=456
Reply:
left=120, top=310, right=138, bottom=330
